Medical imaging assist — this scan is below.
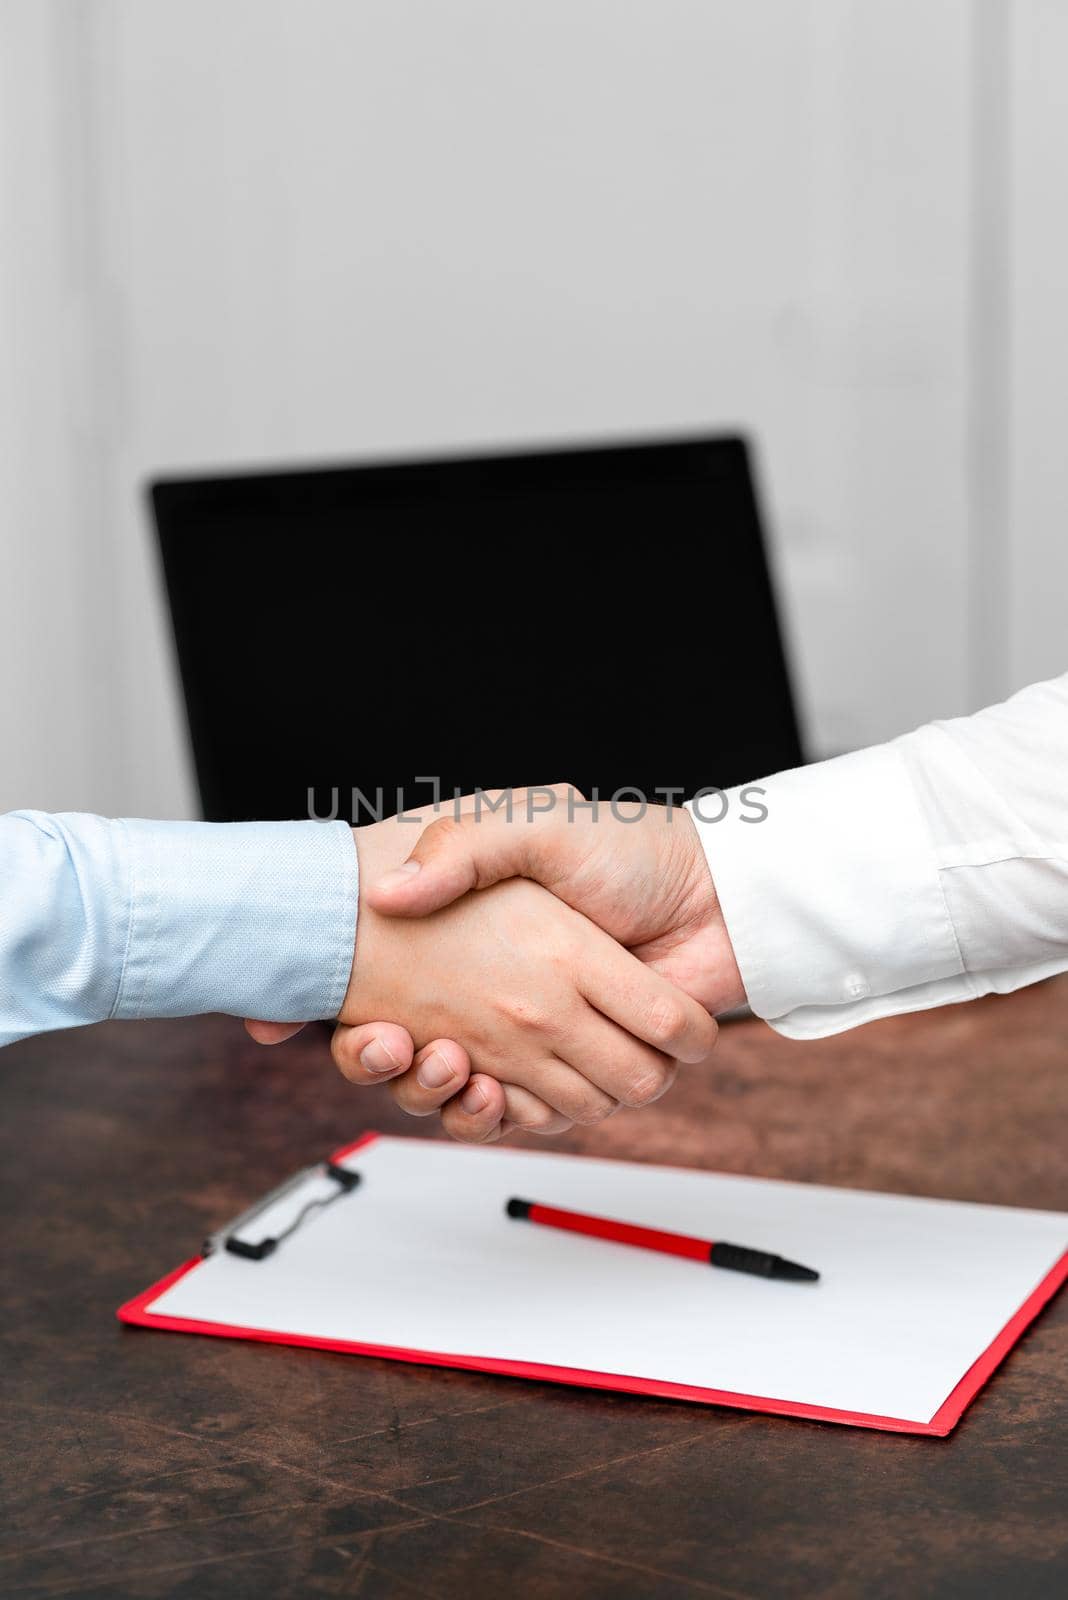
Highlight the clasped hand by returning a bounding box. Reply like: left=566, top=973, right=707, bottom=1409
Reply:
left=247, top=790, right=743, bottom=1141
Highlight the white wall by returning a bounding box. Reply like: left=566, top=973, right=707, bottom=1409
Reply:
left=1, top=1, right=1061, bottom=818
left=0, top=3, right=131, bottom=814
left=1007, top=0, right=1068, bottom=690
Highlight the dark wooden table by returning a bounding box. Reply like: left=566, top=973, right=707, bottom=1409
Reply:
left=3, top=979, right=1067, bottom=1599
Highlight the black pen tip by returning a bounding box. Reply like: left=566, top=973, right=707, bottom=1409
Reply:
left=772, top=1257, right=820, bottom=1282
left=506, top=1197, right=532, bottom=1220
left=710, top=1241, right=819, bottom=1281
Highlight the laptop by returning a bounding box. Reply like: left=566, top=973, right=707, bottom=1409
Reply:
left=151, top=435, right=803, bottom=824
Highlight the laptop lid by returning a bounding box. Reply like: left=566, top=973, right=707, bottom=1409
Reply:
left=151, top=435, right=803, bottom=824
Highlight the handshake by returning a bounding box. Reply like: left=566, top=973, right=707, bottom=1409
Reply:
left=247, top=789, right=745, bottom=1142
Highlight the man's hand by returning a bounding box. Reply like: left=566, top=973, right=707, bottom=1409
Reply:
left=246, top=792, right=740, bottom=1142
left=365, top=789, right=743, bottom=1011
left=331, top=811, right=719, bottom=1130
left=242, top=810, right=490, bottom=1135
left=329, top=789, right=743, bottom=1141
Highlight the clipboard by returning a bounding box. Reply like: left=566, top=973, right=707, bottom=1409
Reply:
left=119, top=1133, right=1068, bottom=1436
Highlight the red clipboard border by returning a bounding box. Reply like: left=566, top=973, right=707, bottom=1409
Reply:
left=117, top=1132, right=1068, bottom=1437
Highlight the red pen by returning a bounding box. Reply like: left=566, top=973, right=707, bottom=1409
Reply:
left=505, top=1197, right=819, bottom=1282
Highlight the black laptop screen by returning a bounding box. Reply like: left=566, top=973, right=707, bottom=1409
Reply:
left=152, top=436, right=802, bottom=823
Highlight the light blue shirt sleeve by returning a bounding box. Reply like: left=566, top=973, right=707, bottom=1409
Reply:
left=0, top=812, right=358, bottom=1047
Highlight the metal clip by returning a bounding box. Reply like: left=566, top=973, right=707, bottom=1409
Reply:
left=202, top=1161, right=361, bottom=1261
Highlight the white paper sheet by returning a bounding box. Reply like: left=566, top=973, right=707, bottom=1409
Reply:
left=147, top=1136, right=1067, bottom=1425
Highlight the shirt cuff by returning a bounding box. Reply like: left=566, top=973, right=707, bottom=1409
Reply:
left=687, top=744, right=967, bottom=1038
left=112, top=818, right=358, bottom=1023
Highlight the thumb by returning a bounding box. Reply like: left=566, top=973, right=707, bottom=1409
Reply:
left=365, top=785, right=578, bottom=918
left=364, top=811, right=524, bottom=917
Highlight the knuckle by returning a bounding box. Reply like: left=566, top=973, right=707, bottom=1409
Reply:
left=679, top=1012, right=718, bottom=1063
left=547, top=944, right=578, bottom=983
left=442, top=1109, right=485, bottom=1144
left=389, top=1079, right=435, bottom=1117
left=566, top=1088, right=617, bottom=1126
left=619, top=1062, right=669, bottom=1109
left=471, top=1118, right=506, bottom=1143
left=514, top=1101, right=560, bottom=1134
left=419, top=814, right=470, bottom=856
left=645, top=995, right=688, bottom=1048
left=498, top=993, right=549, bottom=1033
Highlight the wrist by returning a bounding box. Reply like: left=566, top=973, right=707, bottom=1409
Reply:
left=676, top=874, right=746, bottom=1015
left=673, top=813, right=746, bottom=1014
left=701, top=883, right=747, bottom=1014
left=341, top=820, right=416, bottom=1019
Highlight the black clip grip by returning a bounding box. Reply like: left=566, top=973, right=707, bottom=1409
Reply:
left=203, top=1160, right=362, bottom=1262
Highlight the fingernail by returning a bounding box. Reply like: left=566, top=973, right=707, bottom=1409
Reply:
left=460, top=1081, right=488, bottom=1114
left=417, top=1050, right=454, bottom=1090
left=374, top=862, right=422, bottom=893
left=360, top=1038, right=400, bottom=1075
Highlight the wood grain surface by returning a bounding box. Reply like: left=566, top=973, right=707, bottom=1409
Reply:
left=2, top=978, right=1066, bottom=1598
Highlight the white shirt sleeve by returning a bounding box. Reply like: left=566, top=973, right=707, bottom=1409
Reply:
left=687, top=673, right=1068, bottom=1039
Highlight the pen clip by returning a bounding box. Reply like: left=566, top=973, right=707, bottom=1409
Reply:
left=202, top=1160, right=361, bottom=1262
